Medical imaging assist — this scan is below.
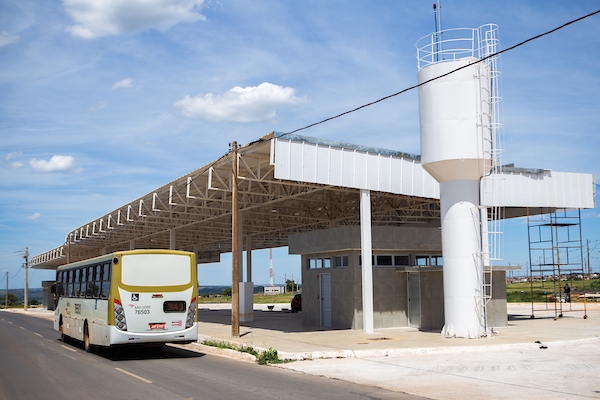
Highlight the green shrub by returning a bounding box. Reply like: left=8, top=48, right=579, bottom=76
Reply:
left=257, top=348, right=280, bottom=365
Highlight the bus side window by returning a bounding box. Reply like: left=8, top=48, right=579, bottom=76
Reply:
left=85, top=266, right=95, bottom=298
left=58, top=272, right=65, bottom=296
left=100, top=263, right=111, bottom=299
left=76, top=268, right=83, bottom=298
left=93, top=264, right=102, bottom=298
left=67, top=270, right=74, bottom=297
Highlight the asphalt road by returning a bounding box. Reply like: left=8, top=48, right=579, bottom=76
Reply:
left=0, top=312, right=424, bottom=400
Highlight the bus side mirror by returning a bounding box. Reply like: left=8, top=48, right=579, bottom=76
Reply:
left=50, top=284, right=57, bottom=294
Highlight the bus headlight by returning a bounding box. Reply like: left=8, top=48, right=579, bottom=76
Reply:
left=186, top=297, right=197, bottom=328
left=114, top=299, right=127, bottom=331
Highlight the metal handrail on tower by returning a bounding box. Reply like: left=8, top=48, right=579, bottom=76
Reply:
left=416, top=24, right=500, bottom=71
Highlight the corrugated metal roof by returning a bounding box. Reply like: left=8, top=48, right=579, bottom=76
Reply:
left=31, top=132, right=595, bottom=269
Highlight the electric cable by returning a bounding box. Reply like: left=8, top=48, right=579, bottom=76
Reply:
left=281, top=9, right=600, bottom=136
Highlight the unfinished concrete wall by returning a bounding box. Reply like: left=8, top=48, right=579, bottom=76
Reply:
left=294, top=226, right=508, bottom=331
left=289, top=225, right=442, bottom=254
left=418, top=270, right=445, bottom=330
left=293, top=226, right=441, bottom=330
left=301, top=262, right=321, bottom=327
left=487, top=270, right=508, bottom=328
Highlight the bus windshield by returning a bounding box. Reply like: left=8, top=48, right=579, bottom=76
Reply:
left=121, top=254, right=192, bottom=286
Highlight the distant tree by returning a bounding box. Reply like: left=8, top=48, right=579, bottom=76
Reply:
left=222, top=287, right=232, bottom=297
left=286, top=279, right=296, bottom=293
left=3, top=293, right=20, bottom=307
left=29, top=299, right=39, bottom=306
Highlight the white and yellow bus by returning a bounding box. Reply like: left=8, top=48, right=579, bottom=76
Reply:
left=52, top=250, right=198, bottom=351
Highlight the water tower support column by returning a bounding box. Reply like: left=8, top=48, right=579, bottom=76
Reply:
left=440, top=179, right=483, bottom=338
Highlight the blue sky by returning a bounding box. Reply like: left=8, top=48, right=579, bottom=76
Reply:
left=1, top=1, right=599, bottom=289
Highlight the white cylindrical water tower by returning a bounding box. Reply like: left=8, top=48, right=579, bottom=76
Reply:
left=416, top=25, right=500, bottom=338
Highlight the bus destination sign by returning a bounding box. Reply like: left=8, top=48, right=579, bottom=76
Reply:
left=163, top=301, right=186, bottom=313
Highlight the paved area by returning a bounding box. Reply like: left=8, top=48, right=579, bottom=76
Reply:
left=196, top=302, right=600, bottom=399
left=9, top=302, right=600, bottom=399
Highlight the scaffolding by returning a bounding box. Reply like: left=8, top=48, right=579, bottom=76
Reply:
left=527, top=208, right=587, bottom=319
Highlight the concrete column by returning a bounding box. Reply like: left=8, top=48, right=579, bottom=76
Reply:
left=238, top=212, right=244, bottom=279
left=360, top=189, right=374, bottom=334
left=170, top=229, right=176, bottom=250
left=129, top=240, right=135, bottom=250
left=245, top=235, right=253, bottom=282
left=239, top=214, right=254, bottom=322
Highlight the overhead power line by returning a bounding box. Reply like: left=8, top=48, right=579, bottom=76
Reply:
left=282, top=9, right=600, bottom=136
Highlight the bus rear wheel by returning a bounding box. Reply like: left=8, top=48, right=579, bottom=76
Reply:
left=59, top=320, right=66, bottom=342
left=83, top=325, right=92, bottom=353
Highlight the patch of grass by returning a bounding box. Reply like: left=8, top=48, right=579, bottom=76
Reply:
left=256, top=348, right=293, bottom=365
left=202, top=340, right=293, bottom=365
left=256, top=348, right=279, bottom=365
left=197, top=293, right=295, bottom=304
left=506, top=278, right=600, bottom=302
left=253, top=293, right=294, bottom=304
left=202, top=339, right=258, bottom=357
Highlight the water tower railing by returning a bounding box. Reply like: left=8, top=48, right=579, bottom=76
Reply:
left=416, top=24, right=499, bottom=70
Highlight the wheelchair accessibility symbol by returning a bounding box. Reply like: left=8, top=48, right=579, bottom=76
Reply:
left=131, top=293, right=139, bottom=301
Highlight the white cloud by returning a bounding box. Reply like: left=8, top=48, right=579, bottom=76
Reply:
left=0, top=31, right=19, bottom=47
left=5, top=152, right=23, bottom=169
left=29, top=155, right=80, bottom=173
left=88, top=101, right=106, bottom=111
left=174, top=82, right=306, bottom=122
left=5, top=151, right=22, bottom=161
left=63, top=0, right=206, bottom=39
left=112, top=78, right=134, bottom=89
left=27, top=212, right=41, bottom=220
left=582, top=211, right=600, bottom=219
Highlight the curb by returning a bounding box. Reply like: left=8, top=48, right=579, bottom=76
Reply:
left=194, top=334, right=600, bottom=362
left=187, top=341, right=257, bottom=362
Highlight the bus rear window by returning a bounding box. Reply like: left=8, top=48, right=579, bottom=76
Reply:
left=121, top=254, right=191, bottom=287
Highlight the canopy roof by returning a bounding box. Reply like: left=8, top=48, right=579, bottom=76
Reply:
left=32, top=132, right=595, bottom=269
left=31, top=133, right=441, bottom=269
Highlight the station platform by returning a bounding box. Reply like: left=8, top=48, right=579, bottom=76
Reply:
left=193, top=302, right=600, bottom=399
left=194, top=302, right=600, bottom=360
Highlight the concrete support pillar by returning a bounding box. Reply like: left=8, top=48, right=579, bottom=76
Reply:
left=245, top=235, right=253, bottom=282
left=238, top=212, right=244, bottom=278
left=129, top=240, right=135, bottom=250
left=239, top=282, right=254, bottom=322
left=170, top=229, right=176, bottom=250
left=360, top=189, right=374, bottom=334
left=239, top=215, right=254, bottom=322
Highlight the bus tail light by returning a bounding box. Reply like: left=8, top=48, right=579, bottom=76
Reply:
left=186, top=297, right=197, bottom=328
left=114, top=299, right=127, bottom=331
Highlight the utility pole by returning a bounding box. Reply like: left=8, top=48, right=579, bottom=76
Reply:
left=5, top=272, right=8, bottom=310
left=231, top=142, right=240, bottom=338
left=24, top=247, right=29, bottom=311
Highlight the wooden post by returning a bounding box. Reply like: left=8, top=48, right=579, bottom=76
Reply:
left=231, top=142, right=240, bottom=337
left=24, top=247, right=29, bottom=311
